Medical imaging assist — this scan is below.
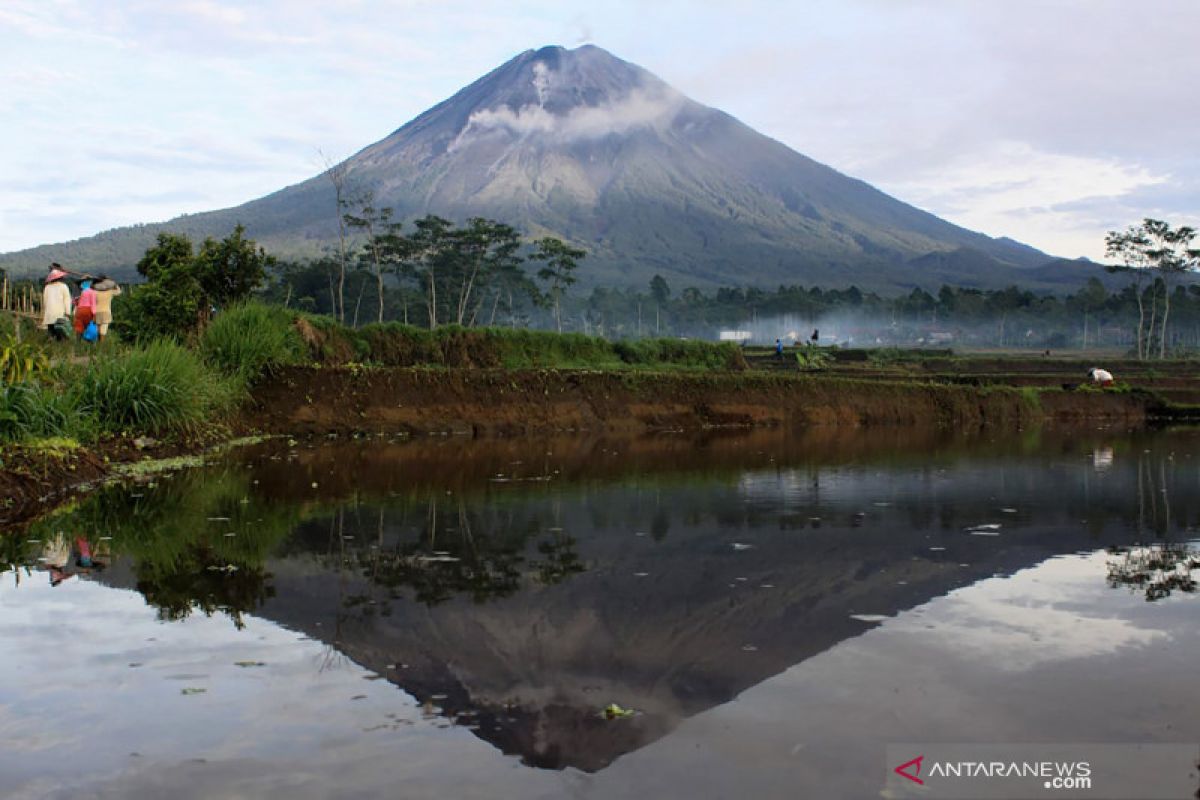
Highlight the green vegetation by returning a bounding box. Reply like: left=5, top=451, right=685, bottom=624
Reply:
left=72, top=341, right=240, bottom=435
left=794, top=347, right=832, bottom=371
left=117, top=224, right=275, bottom=342
left=1105, top=218, right=1200, bottom=360
left=1, top=341, right=240, bottom=444
left=0, top=334, right=49, bottom=384
left=199, top=301, right=305, bottom=381
left=279, top=212, right=585, bottom=330
left=295, top=318, right=744, bottom=371
left=0, top=381, right=89, bottom=442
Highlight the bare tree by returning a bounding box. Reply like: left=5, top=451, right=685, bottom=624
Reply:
left=319, top=150, right=352, bottom=323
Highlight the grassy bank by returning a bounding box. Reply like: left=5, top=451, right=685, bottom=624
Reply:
left=0, top=302, right=745, bottom=450
left=0, top=341, right=241, bottom=447
left=292, top=313, right=747, bottom=370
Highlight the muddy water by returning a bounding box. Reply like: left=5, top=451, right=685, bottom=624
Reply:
left=2, top=427, right=1199, bottom=799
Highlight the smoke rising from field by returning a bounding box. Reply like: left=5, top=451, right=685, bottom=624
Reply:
left=727, top=311, right=1056, bottom=350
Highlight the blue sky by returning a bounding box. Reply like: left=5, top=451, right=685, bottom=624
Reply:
left=2, top=0, right=1197, bottom=260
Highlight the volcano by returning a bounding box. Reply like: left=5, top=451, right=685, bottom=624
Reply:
left=2, top=45, right=1093, bottom=290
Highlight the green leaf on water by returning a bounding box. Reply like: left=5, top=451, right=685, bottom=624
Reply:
left=601, top=703, right=636, bottom=719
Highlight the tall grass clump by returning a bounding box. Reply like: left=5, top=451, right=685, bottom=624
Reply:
left=71, top=341, right=239, bottom=435
left=0, top=382, right=90, bottom=443
left=484, top=328, right=620, bottom=369
left=613, top=338, right=743, bottom=370
left=200, top=302, right=306, bottom=382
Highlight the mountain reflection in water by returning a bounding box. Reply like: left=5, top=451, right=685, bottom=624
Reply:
left=2, top=426, right=1198, bottom=784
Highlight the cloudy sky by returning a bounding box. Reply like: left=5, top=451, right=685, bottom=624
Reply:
left=2, top=0, right=1197, bottom=260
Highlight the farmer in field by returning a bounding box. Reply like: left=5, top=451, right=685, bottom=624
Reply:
left=41, top=266, right=73, bottom=340
left=74, top=278, right=97, bottom=340
left=1088, top=367, right=1115, bottom=387
left=775, top=338, right=784, bottom=360
left=91, top=275, right=122, bottom=342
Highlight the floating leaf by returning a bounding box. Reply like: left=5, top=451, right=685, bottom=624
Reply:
left=601, top=703, right=636, bottom=720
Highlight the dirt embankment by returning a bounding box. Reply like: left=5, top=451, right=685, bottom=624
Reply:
left=0, top=447, right=108, bottom=526
left=244, top=367, right=1156, bottom=437
left=0, top=436, right=222, bottom=528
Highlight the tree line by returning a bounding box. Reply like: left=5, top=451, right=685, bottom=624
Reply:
left=6, top=214, right=1195, bottom=358
left=288, top=194, right=585, bottom=332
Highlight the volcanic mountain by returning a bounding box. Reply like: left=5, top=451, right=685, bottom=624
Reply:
left=2, top=45, right=1094, bottom=290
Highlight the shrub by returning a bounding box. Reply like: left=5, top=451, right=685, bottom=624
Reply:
left=614, top=338, right=741, bottom=369
left=794, top=347, right=832, bottom=371
left=71, top=341, right=239, bottom=435
left=0, top=335, right=50, bottom=384
left=200, top=301, right=305, bottom=381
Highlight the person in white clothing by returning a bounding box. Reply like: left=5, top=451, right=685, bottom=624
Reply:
left=41, top=267, right=73, bottom=340
left=1088, top=367, right=1115, bottom=387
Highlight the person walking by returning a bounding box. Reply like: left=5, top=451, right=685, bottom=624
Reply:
left=74, top=278, right=97, bottom=340
left=91, top=275, right=122, bottom=342
left=775, top=338, right=784, bottom=360
left=41, top=267, right=73, bottom=340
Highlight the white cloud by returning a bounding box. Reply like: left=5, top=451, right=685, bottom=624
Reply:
left=1, top=0, right=1197, bottom=265
left=873, top=142, right=1168, bottom=259
left=453, top=88, right=685, bottom=148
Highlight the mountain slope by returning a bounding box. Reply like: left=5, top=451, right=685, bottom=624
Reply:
left=1, top=45, right=1091, bottom=290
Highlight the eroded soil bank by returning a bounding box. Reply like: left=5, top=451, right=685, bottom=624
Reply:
left=245, top=366, right=1157, bottom=436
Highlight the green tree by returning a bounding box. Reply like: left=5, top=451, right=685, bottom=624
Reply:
left=532, top=237, right=586, bottom=333
left=1075, top=277, right=1108, bottom=348
left=195, top=224, right=275, bottom=311
left=123, top=227, right=271, bottom=341
left=344, top=204, right=397, bottom=325
left=650, top=274, right=671, bottom=305
left=1106, top=219, right=1199, bottom=358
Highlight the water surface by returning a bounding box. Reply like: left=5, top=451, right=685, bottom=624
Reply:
left=2, top=427, right=1198, bottom=798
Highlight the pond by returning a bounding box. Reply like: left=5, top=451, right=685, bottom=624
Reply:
left=2, top=426, right=1198, bottom=799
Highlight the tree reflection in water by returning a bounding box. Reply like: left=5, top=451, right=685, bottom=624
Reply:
left=1105, top=446, right=1199, bottom=601
left=326, top=496, right=585, bottom=609
left=1107, top=544, right=1199, bottom=601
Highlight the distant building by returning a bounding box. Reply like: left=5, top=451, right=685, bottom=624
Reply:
left=719, top=330, right=752, bottom=342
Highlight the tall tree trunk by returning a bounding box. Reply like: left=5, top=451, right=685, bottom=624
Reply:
left=1145, top=289, right=1158, bottom=360
left=352, top=274, right=366, bottom=328
left=336, top=220, right=348, bottom=323
left=1134, top=288, right=1145, bottom=359
left=1159, top=282, right=1171, bottom=359
left=376, top=263, right=385, bottom=324
left=488, top=288, right=501, bottom=326
left=427, top=272, right=438, bottom=330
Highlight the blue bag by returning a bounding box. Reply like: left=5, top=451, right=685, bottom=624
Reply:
left=82, top=320, right=99, bottom=342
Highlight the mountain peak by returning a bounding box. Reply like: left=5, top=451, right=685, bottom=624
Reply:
left=1, top=44, right=1064, bottom=291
